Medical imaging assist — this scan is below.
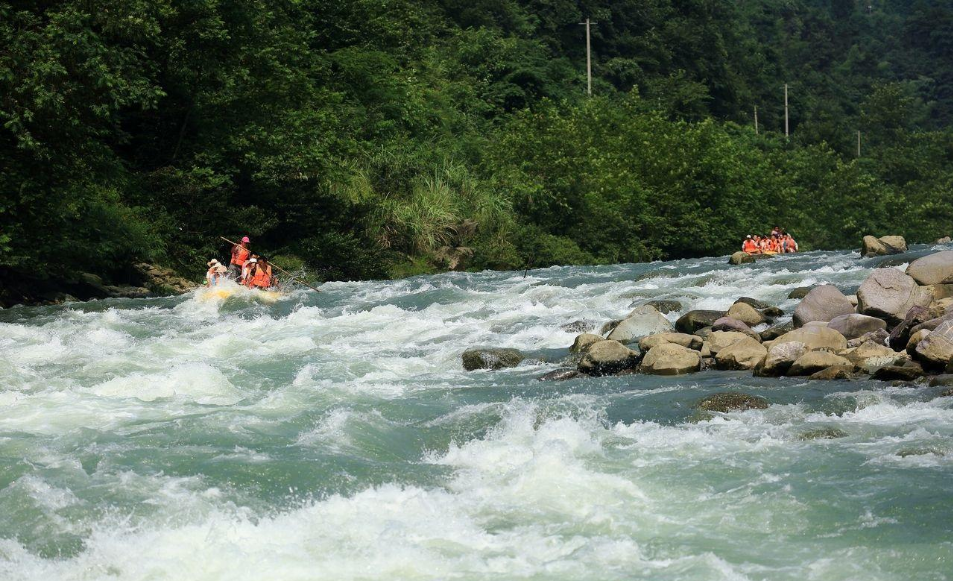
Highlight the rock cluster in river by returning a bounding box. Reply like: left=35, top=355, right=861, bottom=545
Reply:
left=461, top=247, right=953, bottom=404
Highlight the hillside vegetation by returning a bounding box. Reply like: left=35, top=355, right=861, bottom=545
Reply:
left=3, top=0, right=953, bottom=284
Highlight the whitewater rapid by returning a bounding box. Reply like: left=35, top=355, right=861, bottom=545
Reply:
left=1, top=248, right=951, bottom=580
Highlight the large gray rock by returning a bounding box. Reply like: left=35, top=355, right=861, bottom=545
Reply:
left=641, top=343, right=701, bottom=375
left=675, top=310, right=725, bottom=334
left=714, top=337, right=768, bottom=370
left=793, top=285, right=855, bottom=328
left=888, top=305, right=941, bottom=349
left=788, top=352, right=853, bottom=376
left=758, top=341, right=809, bottom=376
left=639, top=332, right=703, bottom=351
left=770, top=327, right=848, bottom=351
left=906, top=251, right=953, bottom=285
left=827, top=314, right=887, bottom=340
left=862, top=235, right=906, bottom=258
left=578, top=340, right=642, bottom=376
left=607, top=307, right=674, bottom=343
left=570, top=333, right=603, bottom=353
left=857, top=269, right=932, bottom=325
left=462, top=348, right=524, bottom=371
left=914, top=320, right=953, bottom=369
left=726, top=302, right=765, bottom=326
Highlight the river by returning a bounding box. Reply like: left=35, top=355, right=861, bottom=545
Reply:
left=1, top=247, right=951, bottom=580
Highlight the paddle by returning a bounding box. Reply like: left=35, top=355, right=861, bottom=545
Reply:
left=220, top=237, right=322, bottom=293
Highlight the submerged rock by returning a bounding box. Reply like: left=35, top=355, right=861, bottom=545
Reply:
left=578, top=340, right=642, bottom=376
left=798, top=428, right=849, bottom=440
left=537, top=368, right=581, bottom=382
left=696, top=392, right=769, bottom=413
left=644, top=299, right=683, bottom=314
left=641, top=343, right=701, bottom=375
left=462, top=348, right=524, bottom=371
left=793, top=285, right=855, bottom=328
left=561, top=320, right=596, bottom=334
left=788, top=286, right=815, bottom=300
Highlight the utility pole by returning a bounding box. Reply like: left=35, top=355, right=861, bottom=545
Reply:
left=784, top=84, right=789, bottom=138
left=579, top=18, right=596, bottom=96
left=857, top=130, right=862, bottom=158
left=754, top=106, right=759, bottom=135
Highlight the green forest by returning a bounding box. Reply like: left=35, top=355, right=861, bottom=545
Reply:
left=3, top=0, right=953, bottom=287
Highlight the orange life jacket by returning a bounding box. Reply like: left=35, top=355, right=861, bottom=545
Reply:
left=231, top=245, right=251, bottom=266
left=248, top=265, right=271, bottom=289
left=743, top=240, right=756, bottom=253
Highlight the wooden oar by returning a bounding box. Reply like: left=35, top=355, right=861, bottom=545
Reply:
left=220, top=236, right=322, bottom=293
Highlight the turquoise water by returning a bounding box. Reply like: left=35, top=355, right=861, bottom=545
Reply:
left=1, top=247, right=952, bottom=580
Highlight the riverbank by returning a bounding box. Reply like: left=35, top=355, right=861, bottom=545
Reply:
left=0, top=263, right=197, bottom=308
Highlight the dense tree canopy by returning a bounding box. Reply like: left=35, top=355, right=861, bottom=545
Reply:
left=2, top=0, right=953, bottom=286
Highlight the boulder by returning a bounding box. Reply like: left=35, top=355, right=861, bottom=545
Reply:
left=788, top=286, right=814, bottom=300
left=928, top=284, right=953, bottom=301
left=711, top=317, right=760, bottom=340
left=906, top=251, right=953, bottom=285
left=872, top=362, right=924, bottom=381
left=928, top=374, right=953, bottom=387
left=462, top=348, right=525, bottom=371
left=758, top=341, right=809, bottom=376
left=888, top=305, right=944, bottom=350
left=856, top=269, right=933, bottom=325
left=909, top=312, right=953, bottom=338
left=809, top=365, right=854, bottom=380
left=726, top=302, right=765, bottom=326
left=707, top=331, right=749, bottom=356
left=696, top=392, right=769, bottom=412
left=537, top=368, right=581, bottom=382
left=937, top=236, right=952, bottom=244
left=827, top=314, right=887, bottom=340
left=845, top=340, right=905, bottom=373
left=694, top=326, right=714, bottom=341
left=760, top=321, right=793, bottom=341
left=788, top=352, right=853, bottom=376
left=793, top=285, right=855, bottom=327
left=861, top=235, right=906, bottom=258
left=570, top=333, right=604, bottom=353
left=913, top=319, right=953, bottom=369
left=675, top=310, right=725, bottom=334
left=714, top=337, right=768, bottom=370
left=729, top=251, right=755, bottom=265
left=639, top=332, right=703, bottom=352
left=770, top=326, right=848, bottom=351
left=578, top=340, right=642, bottom=376
left=607, top=308, right=675, bottom=343
left=640, top=343, right=701, bottom=375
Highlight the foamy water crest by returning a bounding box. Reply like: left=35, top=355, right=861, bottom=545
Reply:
left=1, top=248, right=952, bottom=580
